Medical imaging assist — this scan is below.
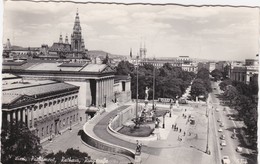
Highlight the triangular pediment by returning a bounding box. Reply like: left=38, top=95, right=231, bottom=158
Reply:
left=101, top=65, right=115, bottom=73
left=12, top=95, right=35, bottom=105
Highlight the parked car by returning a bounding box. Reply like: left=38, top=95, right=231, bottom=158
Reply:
left=236, top=146, right=243, bottom=153
left=220, top=123, right=224, bottom=127
left=217, top=118, right=221, bottom=122
left=229, top=116, right=234, bottom=120
left=220, top=140, right=227, bottom=146
left=220, top=134, right=225, bottom=140
left=218, top=128, right=223, bottom=132
left=222, top=156, right=230, bottom=164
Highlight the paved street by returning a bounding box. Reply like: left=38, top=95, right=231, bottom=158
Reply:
left=42, top=117, right=132, bottom=164
left=209, top=81, right=257, bottom=164
left=42, top=82, right=257, bottom=164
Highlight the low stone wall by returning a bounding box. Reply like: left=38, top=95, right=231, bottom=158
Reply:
left=108, top=105, right=157, bottom=144
left=81, top=120, right=135, bottom=159
left=110, top=105, right=136, bottom=130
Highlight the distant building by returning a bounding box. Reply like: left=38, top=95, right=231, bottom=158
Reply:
left=2, top=74, right=80, bottom=143
left=136, top=56, right=197, bottom=73
left=229, top=55, right=259, bottom=84
left=3, top=10, right=87, bottom=61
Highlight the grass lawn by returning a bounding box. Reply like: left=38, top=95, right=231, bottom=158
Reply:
left=118, top=125, right=154, bottom=137
left=154, top=109, right=168, bottom=117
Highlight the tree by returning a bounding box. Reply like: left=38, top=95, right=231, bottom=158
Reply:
left=219, top=79, right=232, bottom=91
left=222, top=65, right=230, bottom=79
left=190, top=78, right=207, bottom=100
left=1, top=121, right=42, bottom=163
left=211, top=69, right=222, bottom=81
left=116, top=61, right=134, bottom=75
left=197, top=68, right=210, bottom=80
left=232, top=81, right=251, bottom=96
left=45, top=148, right=92, bottom=164
left=223, top=85, right=239, bottom=105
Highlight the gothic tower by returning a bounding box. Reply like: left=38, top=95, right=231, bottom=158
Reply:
left=59, top=34, right=63, bottom=43
left=71, top=9, right=85, bottom=52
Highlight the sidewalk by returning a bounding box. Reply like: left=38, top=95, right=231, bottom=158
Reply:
left=42, top=104, right=133, bottom=164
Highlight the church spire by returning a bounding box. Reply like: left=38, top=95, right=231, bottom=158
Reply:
left=65, top=34, right=69, bottom=44
left=59, top=33, right=63, bottom=43
left=71, top=9, right=85, bottom=52
left=73, top=8, right=81, bottom=33
left=130, top=48, right=132, bottom=58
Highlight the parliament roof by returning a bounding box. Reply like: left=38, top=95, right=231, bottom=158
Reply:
left=2, top=82, right=79, bottom=105
left=80, top=64, right=107, bottom=72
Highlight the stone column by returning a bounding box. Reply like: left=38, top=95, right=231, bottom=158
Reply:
left=46, top=101, right=49, bottom=115
left=31, top=106, right=34, bottom=128
left=96, top=80, right=99, bottom=106
left=12, top=111, right=16, bottom=121
left=26, top=108, right=30, bottom=127
left=51, top=101, right=54, bottom=114
left=17, top=109, right=21, bottom=121
left=40, top=103, right=44, bottom=117
left=22, top=108, right=26, bottom=122
left=100, top=80, right=102, bottom=106
left=7, top=112, right=11, bottom=122
left=75, top=96, right=78, bottom=106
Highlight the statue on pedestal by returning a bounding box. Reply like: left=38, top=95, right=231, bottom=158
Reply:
left=135, top=140, right=142, bottom=155
left=145, top=87, right=149, bottom=101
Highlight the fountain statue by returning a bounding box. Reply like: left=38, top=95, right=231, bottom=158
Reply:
left=145, top=87, right=149, bottom=101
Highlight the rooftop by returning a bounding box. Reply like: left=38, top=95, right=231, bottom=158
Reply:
left=80, top=64, right=107, bottom=72
left=2, top=82, right=78, bottom=105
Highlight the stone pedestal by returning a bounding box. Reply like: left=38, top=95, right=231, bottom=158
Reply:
left=135, top=154, right=142, bottom=164
left=144, top=100, right=148, bottom=107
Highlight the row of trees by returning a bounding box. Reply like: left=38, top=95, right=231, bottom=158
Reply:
left=190, top=68, right=212, bottom=100
left=210, top=66, right=229, bottom=81
left=219, top=77, right=258, bottom=147
left=116, top=61, right=196, bottom=100
left=1, top=121, right=94, bottom=163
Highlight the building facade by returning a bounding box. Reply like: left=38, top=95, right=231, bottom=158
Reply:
left=2, top=74, right=80, bottom=142
left=229, top=56, right=259, bottom=84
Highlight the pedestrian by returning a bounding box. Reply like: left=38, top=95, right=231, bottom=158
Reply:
left=179, top=129, right=181, bottom=132
left=184, top=132, right=186, bottom=136
left=172, top=124, right=174, bottom=129
left=185, top=109, right=186, bottom=112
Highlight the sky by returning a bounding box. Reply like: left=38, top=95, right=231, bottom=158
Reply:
left=2, top=0, right=260, bottom=61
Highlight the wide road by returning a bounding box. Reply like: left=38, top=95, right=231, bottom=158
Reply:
left=93, top=105, right=161, bottom=155
left=210, top=81, right=253, bottom=164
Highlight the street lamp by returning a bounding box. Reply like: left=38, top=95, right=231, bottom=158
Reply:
left=162, top=114, right=165, bottom=129
left=49, top=129, right=52, bottom=142
left=104, top=95, right=107, bottom=107
left=152, top=57, right=155, bottom=111
left=69, top=119, right=72, bottom=131
left=135, top=56, right=139, bottom=125
left=205, top=107, right=210, bottom=155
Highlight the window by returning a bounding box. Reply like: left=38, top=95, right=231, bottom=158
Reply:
left=122, top=81, right=126, bottom=91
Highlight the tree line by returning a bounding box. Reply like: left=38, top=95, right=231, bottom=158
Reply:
left=116, top=61, right=196, bottom=100
left=1, top=121, right=94, bottom=164
left=219, top=75, right=258, bottom=148
left=190, top=68, right=212, bottom=101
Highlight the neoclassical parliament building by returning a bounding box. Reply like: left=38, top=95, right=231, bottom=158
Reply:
left=1, top=11, right=131, bottom=142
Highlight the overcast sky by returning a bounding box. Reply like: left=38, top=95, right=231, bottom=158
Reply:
left=3, top=1, right=260, bottom=61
